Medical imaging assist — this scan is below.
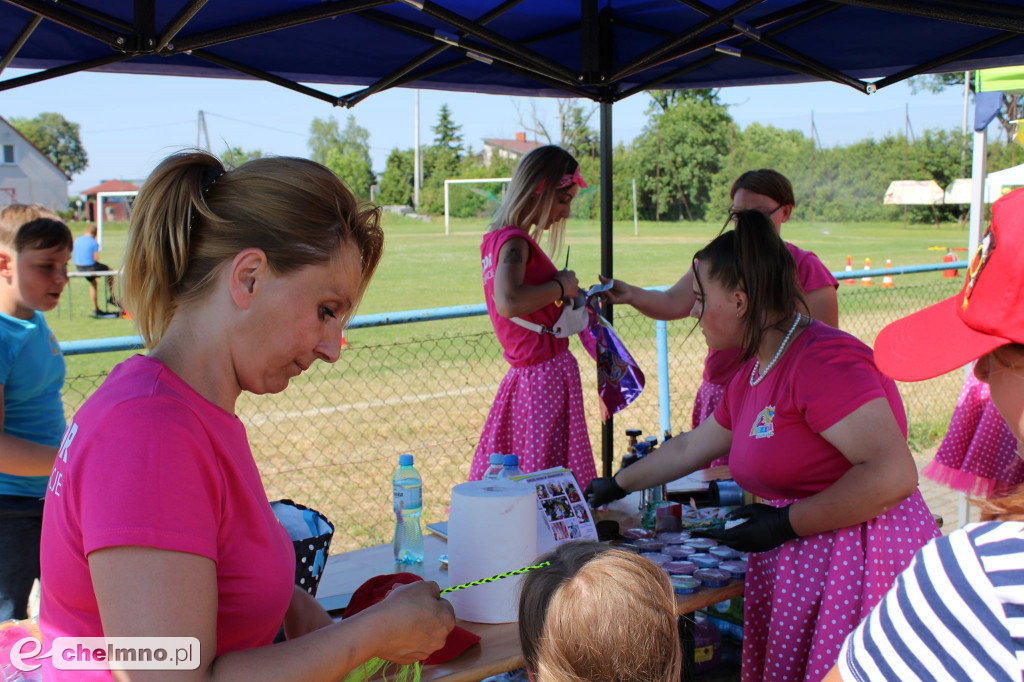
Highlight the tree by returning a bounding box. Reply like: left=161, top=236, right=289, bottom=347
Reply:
left=514, top=99, right=598, bottom=159
left=419, top=105, right=468, bottom=213
left=378, top=148, right=414, bottom=206
left=222, top=146, right=263, bottom=169
left=909, top=73, right=1020, bottom=144
left=631, top=92, right=733, bottom=220
left=308, top=115, right=375, bottom=199
left=10, top=112, right=88, bottom=176
left=431, top=104, right=464, bottom=161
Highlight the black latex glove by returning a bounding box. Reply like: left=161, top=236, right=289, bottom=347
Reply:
left=692, top=503, right=797, bottom=553
left=585, top=476, right=627, bottom=508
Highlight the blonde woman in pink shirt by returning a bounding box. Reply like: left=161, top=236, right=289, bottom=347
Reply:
left=38, top=151, right=454, bottom=681
left=469, top=145, right=596, bottom=489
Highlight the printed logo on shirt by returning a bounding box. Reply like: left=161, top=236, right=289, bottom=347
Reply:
left=749, top=405, right=775, bottom=439
left=48, top=331, right=60, bottom=356
left=481, top=253, right=494, bottom=283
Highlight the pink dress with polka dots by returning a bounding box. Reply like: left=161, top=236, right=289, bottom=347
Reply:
left=714, top=322, right=941, bottom=682
left=694, top=243, right=838, bottom=468
left=923, top=370, right=1023, bottom=498
left=469, top=227, right=596, bottom=489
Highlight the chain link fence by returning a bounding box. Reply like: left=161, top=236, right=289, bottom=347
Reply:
left=60, top=274, right=966, bottom=552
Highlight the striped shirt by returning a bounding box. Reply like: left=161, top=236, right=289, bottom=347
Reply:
left=838, top=521, right=1024, bottom=682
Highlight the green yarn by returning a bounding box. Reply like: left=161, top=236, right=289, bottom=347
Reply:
left=342, top=659, right=421, bottom=682
left=440, top=561, right=550, bottom=595
left=341, top=561, right=552, bottom=681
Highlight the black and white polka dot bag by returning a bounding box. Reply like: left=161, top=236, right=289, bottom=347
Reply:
left=270, top=499, right=335, bottom=596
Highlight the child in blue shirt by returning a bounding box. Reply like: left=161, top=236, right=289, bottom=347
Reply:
left=0, top=203, right=72, bottom=620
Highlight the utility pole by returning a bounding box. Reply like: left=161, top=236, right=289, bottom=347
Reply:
left=197, top=110, right=211, bottom=151
left=414, top=91, right=421, bottom=209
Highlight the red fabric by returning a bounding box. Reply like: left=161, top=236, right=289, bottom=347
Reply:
left=875, top=186, right=1024, bottom=381
left=343, top=573, right=480, bottom=665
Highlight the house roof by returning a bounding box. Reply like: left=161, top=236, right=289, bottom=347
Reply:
left=78, top=179, right=141, bottom=196
left=0, top=115, right=72, bottom=181
left=482, top=138, right=544, bottom=157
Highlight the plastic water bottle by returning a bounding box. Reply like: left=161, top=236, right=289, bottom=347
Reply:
left=393, top=454, right=424, bottom=564
left=482, top=453, right=504, bottom=480
left=496, top=454, right=524, bottom=480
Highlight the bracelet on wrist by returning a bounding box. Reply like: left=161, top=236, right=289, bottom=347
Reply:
left=553, top=278, right=565, bottom=305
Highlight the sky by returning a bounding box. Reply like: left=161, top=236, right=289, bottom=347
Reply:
left=2, top=67, right=974, bottom=196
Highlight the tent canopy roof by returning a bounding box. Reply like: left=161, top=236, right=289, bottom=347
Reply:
left=6, top=1, right=1024, bottom=106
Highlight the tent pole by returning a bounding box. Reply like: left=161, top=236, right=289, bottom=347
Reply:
left=600, top=99, right=614, bottom=478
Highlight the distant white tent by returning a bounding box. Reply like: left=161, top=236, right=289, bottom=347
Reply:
left=946, top=162, right=1024, bottom=204
left=943, top=178, right=1000, bottom=204
left=986, top=162, right=1024, bottom=192
left=883, top=180, right=944, bottom=205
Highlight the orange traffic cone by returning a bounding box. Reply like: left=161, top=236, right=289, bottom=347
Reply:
left=861, top=257, right=873, bottom=286
left=882, top=259, right=894, bottom=288
left=943, top=248, right=959, bottom=278
left=843, top=255, right=855, bottom=285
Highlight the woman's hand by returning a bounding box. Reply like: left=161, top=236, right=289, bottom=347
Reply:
left=370, top=581, right=456, bottom=664
left=554, top=269, right=580, bottom=300
left=597, top=274, right=633, bottom=305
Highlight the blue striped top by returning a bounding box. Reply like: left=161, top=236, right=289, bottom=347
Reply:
left=838, top=521, right=1024, bottom=682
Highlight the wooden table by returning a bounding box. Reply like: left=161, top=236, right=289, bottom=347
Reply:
left=317, top=534, right=743, bottom=682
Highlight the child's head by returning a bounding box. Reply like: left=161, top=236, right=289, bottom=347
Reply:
left=518, top=541, right=680, bottom=682
left=122, top=151, right=384, bottom=348
left=489, top=145, right=584, bottom=255
left=86, top=224, right=98, bottom=237
left=0, top=204, right=73, bottom=318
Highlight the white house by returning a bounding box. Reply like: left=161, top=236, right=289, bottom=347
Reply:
left=0, top=116, right=70, bottom=212
left=481, top=132, right=544, bottom=165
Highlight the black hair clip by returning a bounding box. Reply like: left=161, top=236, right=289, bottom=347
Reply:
left=201, top=166, right=225, bottom=194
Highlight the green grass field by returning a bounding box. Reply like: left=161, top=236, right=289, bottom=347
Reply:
left=53, top=213, right=970, bottom=346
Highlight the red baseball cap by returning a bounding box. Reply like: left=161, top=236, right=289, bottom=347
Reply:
left=874, top=186, right=1024, bottom=381
left=343, top=573, right=479, bottom=665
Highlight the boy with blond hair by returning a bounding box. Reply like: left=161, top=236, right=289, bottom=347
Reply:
left=0, top=203, right=72, bottom=619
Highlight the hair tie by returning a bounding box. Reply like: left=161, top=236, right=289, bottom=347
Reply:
left=201, top=166, right=226, bottom=194
left=189, top=166, right=226, bottom=234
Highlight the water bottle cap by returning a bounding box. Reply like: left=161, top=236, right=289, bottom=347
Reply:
left=503, top=454, right=519, bottom=466
left=399, top=454, right=414, bottom=466
left=489, top=453, right=503, bottom=465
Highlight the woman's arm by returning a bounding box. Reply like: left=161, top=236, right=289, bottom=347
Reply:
left=803, top=285, right=839, bottom=328
left=787, top=397, right=919, bottom=537
left=89, top=547, right=455, bottom=682
left=491, top=236, right=579, bottom=319
left=599, top=269, right=696, bottom=321
left=613, top=415, right=732, bottom=493
left=0, top=387, right=58, bottom=476
left=282, top=586, right=333, bottom=640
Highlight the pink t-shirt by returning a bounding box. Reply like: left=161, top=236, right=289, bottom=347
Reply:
left=39, top=355, right=294, bottom=679
left=703, top=241, right=838, bottom=384
left=481, top=226, right=567, bottom=368
left=713, top=321, right=906, bottom=501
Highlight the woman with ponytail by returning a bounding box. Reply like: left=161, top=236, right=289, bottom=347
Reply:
left=586, top=210, right=938, bottom=682
left=39, top=151, right=454, bottom=681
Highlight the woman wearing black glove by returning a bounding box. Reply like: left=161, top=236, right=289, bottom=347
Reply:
left=597, top=210, right=940, bottom=682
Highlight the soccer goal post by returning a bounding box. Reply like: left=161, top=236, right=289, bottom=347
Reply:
left=444, top=177, right=511, bottom=236
left=96, top=190, right=139, bottom=247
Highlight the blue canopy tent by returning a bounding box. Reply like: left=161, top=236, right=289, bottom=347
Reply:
left=6, top=0, right=1024, bottom=473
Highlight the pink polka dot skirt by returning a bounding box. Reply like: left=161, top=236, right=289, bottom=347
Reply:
left=469, top=349, right=596, bottom=489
